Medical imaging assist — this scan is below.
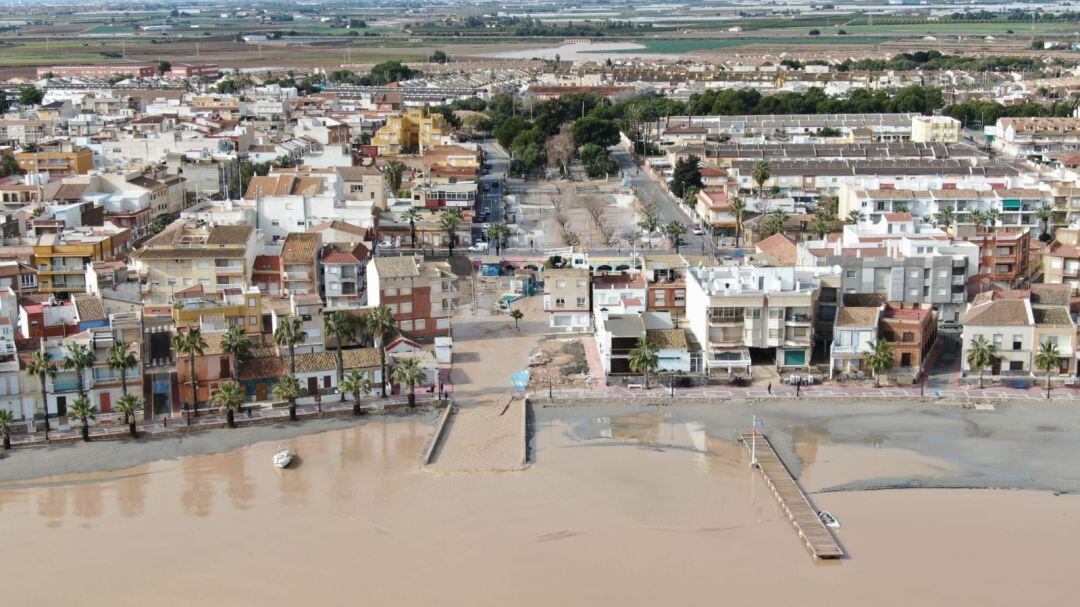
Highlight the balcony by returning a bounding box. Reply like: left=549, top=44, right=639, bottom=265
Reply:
left=284, top=271, right=312, bottom=281
left=708, top=315, right=744, bottom=327
left=952, top=275, right=966, bottom=285
left=785, top=314, right=812, bottom=326
left=215, top=265, right=245, bottom=275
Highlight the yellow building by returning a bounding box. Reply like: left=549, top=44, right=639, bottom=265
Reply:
left=16, top=142, right=94, bottom=177
left=171, top=284, right=263, bottom=334
left=372, top=108, right=451, bottom=155
left=34, top=225, right=132, bottom=295
left=911, top=115, right=961, bottom=143
left=129, top=221, right=256, bottom=305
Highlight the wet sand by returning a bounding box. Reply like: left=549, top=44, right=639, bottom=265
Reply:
left=1, top=407, right=1078, bottom=606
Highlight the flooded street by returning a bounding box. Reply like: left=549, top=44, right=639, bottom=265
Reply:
left=1, top=405, right=1078, bottom=606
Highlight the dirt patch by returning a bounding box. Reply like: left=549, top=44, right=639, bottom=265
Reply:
left=528, top=338, right=589, bottom=389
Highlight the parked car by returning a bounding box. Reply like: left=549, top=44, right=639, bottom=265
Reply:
left=468, top=242, right=489, bottom=253
left=692, top=225, right=704, bottom=236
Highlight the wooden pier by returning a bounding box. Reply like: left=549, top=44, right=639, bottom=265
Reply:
left=738, top=431, right=845, bottom=559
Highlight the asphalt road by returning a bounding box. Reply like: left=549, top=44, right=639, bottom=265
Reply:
left=610, top=145, right=716, bottom=257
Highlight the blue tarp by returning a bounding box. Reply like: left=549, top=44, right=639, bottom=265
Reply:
left=510, top=371, right=531, bottom=391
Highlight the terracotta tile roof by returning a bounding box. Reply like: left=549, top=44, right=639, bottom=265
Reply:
left=883, top=212, right=914, bottom=221
left=963, top=296, right=1031, bottom=326
left=646, top=328, right=687, bottom=349
left=373, top=256, right=419, bottom=279
left=1033, top=307, right=1072, bottom=326
left=206, top=225, right=254, bottom=245
left=73, top=294, right=106, bottom=322
left=754, top=233, right=797, bottom=266
left=290, top=348, right=380, bottom=374
left=253, top=255, right=280, bottom=272
left=243, top=175, right=324, bottom=199
left=308, top=219, right=369, bottom=239
left=1031, top=283, right=1071, bottom=306
left=281, top=232, right=319, bottom=265
left=238, top=354, right=286, bottom=381
left=836, top=306, right=879, bottom=327
left=321, top=250, right=362, bottom=265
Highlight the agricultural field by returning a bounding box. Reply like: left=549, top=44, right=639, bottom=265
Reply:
left=626, top=37, right=893, bottom=54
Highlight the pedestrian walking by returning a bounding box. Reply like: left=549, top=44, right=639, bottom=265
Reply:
left=162, top=416, right=168, bottom=428
left=767, top=382, right=772, bottom=395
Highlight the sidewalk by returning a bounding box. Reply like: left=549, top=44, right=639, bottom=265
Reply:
left=538, top=381, right=1080, bottom=403
left=7, top=394, right=444, bottom=448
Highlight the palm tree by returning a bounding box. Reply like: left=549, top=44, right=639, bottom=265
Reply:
left=485, top=221, right=510, bottom=254
left=273, top=375, right=302, bottom=421
left=628, top=338, right=659, bottom=390
left=809, top=211, right=834, bottom=239
left=637, top=209, right=660, bottom=248
left=384, top=160, right=405, bottom=194
left=751, top=160, right=770, bottom=203
left=664, top=221, right=687, bottom=254
left=367, top=306, right=396, bottom=397
left=439, top=208, right=464, bottom=256
left=401, top=207, right=422, bottom=246
left=985, top=208, right=1001, bottom=234
left=392, top=357, right=425, bottom=406
left=220, top=324, right=253, bottom=383
left=1035, top=340, right=1061, bottom=400
left=114, top=392, right=142, bottom=438
left=26, top=349, right=56, bottom=440
left=61, top=343, right=94, bottom=399
left=1036, top=204, right=1054, bottom=241
left=212, top=380, right=246, bottom=428
left=0, top=408, right=13, bottom=450
left=893, top=203, right=910, bottom=214
left=846, top=209, right=865, bottom=225
left=969, top=209, right=986, bottom=233
left=935, top=207, right=955, bottom=231
left=273, top=316, right=306, bottom=375
left=966, top=335, right=996, bottom=389
left=324, top=311, right=356, bottom=388
left=106, top=339, right=138, bottom=397
left=340, top=370, right=373, bottom=415
left=68, top=396, right=96, bottom=442
left=864, top=338, right=893, bottom=388
left=172, top=328, right=208, bottom=421
left=763, top=208, right=789, bottom=237
left=509, top=308, right=524, bottom=329
left=730, top=196, right=747, bottom=247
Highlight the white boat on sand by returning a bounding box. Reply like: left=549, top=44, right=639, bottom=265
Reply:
left=273, top=448, right=294, bottom=469
left=818, top=510, right=840, bottom=529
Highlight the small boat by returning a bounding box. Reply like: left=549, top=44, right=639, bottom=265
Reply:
left=272, top=448, right=294, bottom=469
left=818, top=510, right=840, bottom=529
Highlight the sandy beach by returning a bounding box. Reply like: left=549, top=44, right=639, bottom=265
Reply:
left=1, top=407, right=1078, bottom=606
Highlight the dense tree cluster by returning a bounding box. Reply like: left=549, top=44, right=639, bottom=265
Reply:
left=685, top=86, right=944, bottom=116
left=328, top=61, right=420, bottom=86
left=835, top=51, right=1043, bottom=73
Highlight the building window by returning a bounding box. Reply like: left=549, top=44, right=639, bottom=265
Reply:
left=415, top=319, right=426, bottom=331
left=400, top=286, right=411, bottom=296
left=555, top=298, right=565, bottom=308
left=992, top=334, right=1002, bottom=348
left=401, top=320, right=413, bottom=331
left=576, top=297, right=586, bottom=307
left=1012, top=335, right=1023, bottom=351
left=401, top=302, right=413, bottom=313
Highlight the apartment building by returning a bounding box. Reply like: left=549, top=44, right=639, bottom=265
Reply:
left=320, top=243, right=367, bottom=310
left=910, top=115, right=961, bottom=143
left=840, top=183, right=1053, bottom=235
left=1042, top=240, right=1080, bottom=289
left=280, top=232, right=321, bottom=295
left=130, top=222, right=256, bottom=304
left=33, top=223, right=132, bottom=296
left=366, top=255, right=458, bottom=338
left=642, top=255, right=689, bottom=320
left=0, top=119, right=51, bottom=144
left=829, top=294, right=936, bottom=379
left=16, top=141, right=94, bottom=177
left=798, top=214, right=979, bottom=322
left=371, top=108, right=451, bottom=155
left=294, top=117, right=351, bottom=145
left=410, top=181, right=477, bottom=209
left=963, top=228, right=1033, bottom=292
left=542, top=268, right=591, bottom=333
left=172, top=284, right=263, bottom=335
left=37, top=65, right=155, bottom=79
left=685, top=265, right=833, bottom=374
left=592, top=273, right=647, bottom=316
left=338, top=166, right=387, bottom=209
left=994, top=117, right=1080, bottom=158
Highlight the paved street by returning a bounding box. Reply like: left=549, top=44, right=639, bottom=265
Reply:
left=610, top=144, right=716, bottom=256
